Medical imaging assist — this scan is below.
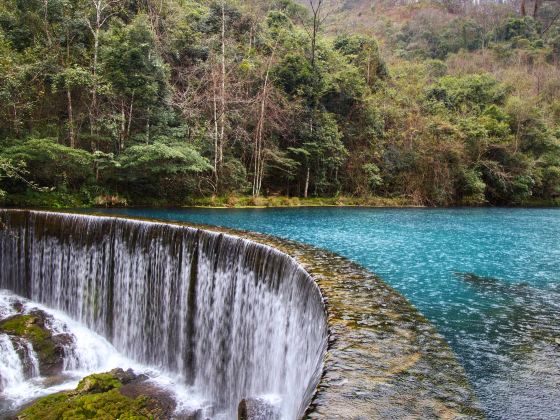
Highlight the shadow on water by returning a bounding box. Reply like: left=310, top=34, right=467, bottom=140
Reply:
left=454, top=272, right=560, bottom=348
left=454, top=272, right=560, bottom=419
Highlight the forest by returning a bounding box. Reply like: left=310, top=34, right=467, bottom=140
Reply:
left=0, top=0, right=559, bottom=207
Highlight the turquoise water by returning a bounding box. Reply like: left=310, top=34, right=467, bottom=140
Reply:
left=89, top=207, right=560, bottom=419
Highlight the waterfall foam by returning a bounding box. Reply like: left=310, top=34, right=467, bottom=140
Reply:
left=22, top=340, right=40, bottom=378
left=0, top=210, right=328, bottom=419
left=0, top=288, right=207, bottom=415
left=0, top=333, right=25, bottom=393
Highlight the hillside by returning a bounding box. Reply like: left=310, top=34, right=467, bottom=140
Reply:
left=0, top=0, right=559, bottom=207
left=294, top=0, right=381, bottom=34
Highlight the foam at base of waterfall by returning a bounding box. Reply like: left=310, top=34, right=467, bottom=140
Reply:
left=0, top=290, right=205, bottom=415
left=0, top=334, right=25, bottom=393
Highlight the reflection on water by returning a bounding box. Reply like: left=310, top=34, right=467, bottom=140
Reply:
left=86, top=207, right=560, bottom=419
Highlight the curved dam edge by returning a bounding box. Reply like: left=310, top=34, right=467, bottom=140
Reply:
left=166, top=217, right=485, bottom=419
left=1, top=209, right=483, bottom=419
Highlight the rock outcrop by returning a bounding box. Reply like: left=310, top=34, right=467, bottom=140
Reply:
left=0, top=309, right=73, bottom=377
left=238, top=397, right=280, bottom=420
left=18, top=368, right=176, bottom=420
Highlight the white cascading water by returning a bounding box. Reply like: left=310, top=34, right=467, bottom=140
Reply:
left=0, top=333, right=25, bottom=393
left=23, top=340, right=40, bottom=378
left=0, top=289, right=202, bottom=415
left=0, top=210, right=327, bottom=419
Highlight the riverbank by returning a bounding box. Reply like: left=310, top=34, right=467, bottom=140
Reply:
left=185, top=195, right=418, bottom=208
left=2, top=191, right=559, bottom=209
left=1, top=192, right=417, bottom=208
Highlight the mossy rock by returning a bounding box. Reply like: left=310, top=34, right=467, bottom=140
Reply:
left=18, top=388, right=154, bottom=420
left=77, top=372, right=123, bottom=394
left=0, top=311, right=73, bottom=376
left=18, top=370, right=164, bottom=420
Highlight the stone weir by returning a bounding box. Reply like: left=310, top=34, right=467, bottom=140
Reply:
left=0, top=209, right=483, bottom=419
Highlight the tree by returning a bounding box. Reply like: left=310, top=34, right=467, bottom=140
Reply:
left=0, top=158, right=35, bottom=200
left=101, top=14, right=169, bottom=152
left=334, top=34, right=387, bottom=86
left=290, top=110, right=346, bottom=196
left=118, top=142, right=211, bottom=198
left=1, top=138, right=93, bottom=188
left=85, top=0, right=122, bottom=149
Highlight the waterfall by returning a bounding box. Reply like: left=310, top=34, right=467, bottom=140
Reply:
left=0, top=334, right=26, bottom=392
left=22, top=340, right=40, bottom=378
left=0, top=209, right=328, bottom=419
left=0, top=288, right=158, bottom=414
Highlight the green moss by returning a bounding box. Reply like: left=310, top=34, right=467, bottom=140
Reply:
left=0, top=314, right=35, bottom=335
left=19, top=389, right=153, bottom=420
left=19, top=372, right=159, bottom=420
left=77, top=373, right=122, bottom=393
left=0, top=314, right=57, bottom=363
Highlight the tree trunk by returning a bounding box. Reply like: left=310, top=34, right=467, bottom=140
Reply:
left=219, top=0, right=226, bottom=166
left=304, top=166, right=310, bottom=198
left=13, top=105, right=19, bottom=137
left=146, top=107, right=151, bottom=144
left=91, top=27, right=100, bottom=151
left=88, top=1, right=114, bottom=152
left=127, top=95, right=134, bottom=140
left=65, top=26, right=75, bottom=148
left=67, top=88, right=76, bottom=148
left=533, top=0, right=540, bottom=18
left=366, top=53, right=371, bottom=85
left=43, top=0, right=52, bottom=46
left=120, top=100, right=126, bottom=153
left=212, top=70, right=219, bottom=190
left=252, top=43, right=276, bottom=197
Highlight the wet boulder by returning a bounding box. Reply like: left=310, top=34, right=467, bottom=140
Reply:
left=0, top=310, right=74, bottom=376
left=238, top=397, right=280, bottom=420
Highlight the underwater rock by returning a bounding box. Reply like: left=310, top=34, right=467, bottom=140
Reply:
left=0, top=310, right=74, bottom=376
left=238, top=397, right=280, bottom=420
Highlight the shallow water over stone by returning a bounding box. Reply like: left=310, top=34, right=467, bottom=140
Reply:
left=90, top=207, right=560, bottom=419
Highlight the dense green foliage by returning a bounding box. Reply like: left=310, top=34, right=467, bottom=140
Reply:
left=0, top=0, right=558, bottom=206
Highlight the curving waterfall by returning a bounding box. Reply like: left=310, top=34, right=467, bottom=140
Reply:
left=0, top=210, right=328, bottom=419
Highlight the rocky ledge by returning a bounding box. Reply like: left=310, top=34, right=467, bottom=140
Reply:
left=0, top=309, right=73, bottom=380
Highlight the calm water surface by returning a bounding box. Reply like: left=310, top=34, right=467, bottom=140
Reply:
left=90, top=207, right=560, bottom=419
